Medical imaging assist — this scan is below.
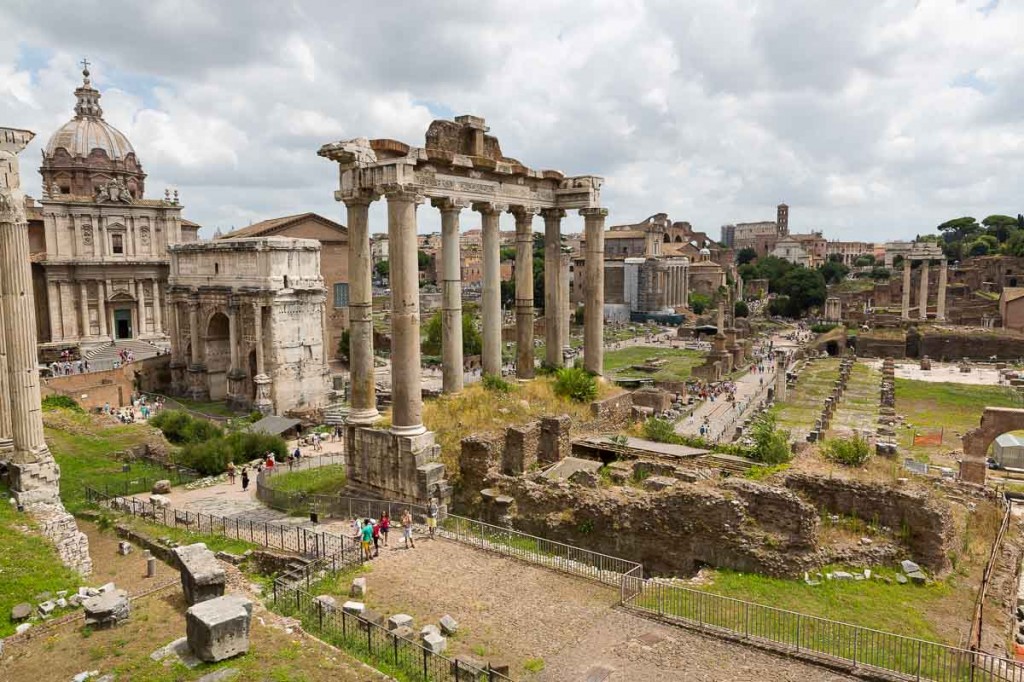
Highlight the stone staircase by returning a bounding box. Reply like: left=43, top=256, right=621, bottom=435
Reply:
left=84, top=339, right=164, bottom=370
left=324, top=402, right=350, bottom=426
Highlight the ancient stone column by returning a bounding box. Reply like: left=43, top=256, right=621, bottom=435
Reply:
left=581, top=208, right=608, bottom=375
left=475, top=202, right=504, bottom=376
left=227, top=305, right=239, bottom=371
left=60, top=281, right=77, bottom=340
left=47, top=280, right=62, bottom=342
left=681, top=258, right=690, bottom=308
left=434, top=198, right=464, bottom=394
left=511, top=206, right=536, bottom=379
left=0, top=276, right=11, bottom=452
left=189, top=302, right=202, bottom=365
left=97, top=281, right=108, bottom=338
left=559, top=251, right=571, bottom=362
left=918, top=260, right=929, bottom=320
left=252, top=302, right=264, bottom=374
left=387, top=187, right=426, bottom=436
left=78, top=281, right=89, bottom=338
left=936, top=260, right=948, bottom=321
left=343, top=192, right=379, bottom=423
left=152, top=279, right=163, bottom=334
left=542, top=209, right=566, bottom=368
left=901, top=262, right=912, bottom=320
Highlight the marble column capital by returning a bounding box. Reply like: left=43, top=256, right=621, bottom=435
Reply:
left=431, top=197, right=470, bottom=213
left=340, top=189, right=380, bottom=208
left=508, top=205, right=540, bottom=222
left=472, top=201, right=508, bottom=215
left=381, top=185, right=424, bottom=205
left=580, top=207, right=609, bottom=219
left=540, top=208, right=566, bottom=221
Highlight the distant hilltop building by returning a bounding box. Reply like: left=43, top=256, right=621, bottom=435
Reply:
left=720, top=203, right=789, bottom=257
left=26, top=64, right=200, bottom=358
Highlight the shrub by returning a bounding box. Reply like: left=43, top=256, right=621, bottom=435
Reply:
left=643, top=417, right=680, bottom=444
left=481, top=373, right=514, bottom=393
left=151, top=409, right=223, bottom=444
left=41, top=395, right=83, bottom=412
left=553, top=366, right=598, bottom=403
left=822, top=436, right=871, bottom=466
left=749, top=413, right=792, bottom=465
left=177, top=430, right=287, bottom=475
left=689, top=293, right=712, bottom=315
left=810, top=323, right=838, bottom=334
left=734, top=301, right=750, bottom=318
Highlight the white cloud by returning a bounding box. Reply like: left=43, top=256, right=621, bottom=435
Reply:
left=0, top=0, right=1020, bottom=242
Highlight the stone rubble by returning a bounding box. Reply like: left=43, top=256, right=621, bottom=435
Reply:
left=185, top=594, right=253, bottom=663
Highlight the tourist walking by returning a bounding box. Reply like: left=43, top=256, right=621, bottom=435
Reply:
left=380, top=510, right=390, bottom=546
left=401, top=509, right=415, bottom=549
left=360, top=518, right=374, bottom=561
left=227, top=461, right=236, bottom=485
left=371, top=519, right=381, bottom=557
left=240, top=467, right=250, bottom=492
left=427, top=498, right=438, bottom=539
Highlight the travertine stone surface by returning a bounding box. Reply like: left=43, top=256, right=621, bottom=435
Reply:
left=174, top=542, right=226, bottom=606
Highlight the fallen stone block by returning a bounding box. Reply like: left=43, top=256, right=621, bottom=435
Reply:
left=11, top=603, right=31, bottom=622
left=907, top=570, right=928, bottom=585
left=215, top=551, right=245, bottom=565
left=357, top=608, right=385, bottom=631
left=149, top=494, right=171, bottom=509
left=439, top=614, right=458, bottom=635
left=151, top=479, right=172, bottom=495
left=387, top=613, right=413, bottom=631
left=423, top=632, right=446, bottom=654
left=350, top=577, right=367, bottom=598
left=56, top=597, right=68, bottom=609
left=342, top=601, right=365, bottom=616
left=832, top=571, right=853, bottom=581
left=391, top=625, right=415, bottom=641
left=314, top=595, right=336, bottom=612
left=896, top=574, right=908, bottom=585
left=421, top=624, right=440, bottom=640
left=15, top=623, right=31, bottom=635
left=174, top=543, right=226, bottom=606
left=185, top=595, right=253, bottom=663
left=38, top=600, right=56, bottom=616
left=488, top=662, right=512, bottom=678
left=118, top=541, right=133, bottom=556
left=900, top=559, right=920, bottom=574
left=452, top=655, right=486, bottom=681
left=83, top=589, right=130, bottom=628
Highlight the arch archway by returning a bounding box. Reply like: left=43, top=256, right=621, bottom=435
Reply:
left=962, top=408, right=1024, bottom=484
left=204, top=312, right=230, bottom=400
left=674, top=235, right=683, bottom=243
left=663, top=233, right=671, bottom=244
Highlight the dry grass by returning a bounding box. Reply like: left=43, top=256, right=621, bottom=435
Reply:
left=423, top=377, right=620, bottom=481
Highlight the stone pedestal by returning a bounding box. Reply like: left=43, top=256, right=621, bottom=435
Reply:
left=253, top=373, right=273, bottom=416
left=345, top=425, right=451, bottom=509
left=186, top=595, right=252, bottom=663
left=186, top=364, right=210, bottom=401
left=174, top=543, right=227, bottom=606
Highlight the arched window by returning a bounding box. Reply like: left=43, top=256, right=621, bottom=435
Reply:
left=112, top=234, right=124, bottom=254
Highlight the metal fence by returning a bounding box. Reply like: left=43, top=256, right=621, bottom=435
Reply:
left=257, top=467, right=642, bottom=589
left=272, top=577, right=514, bottom=682
left=85, top=487, right=354, bottom=559
left=623, top=578, right=1024, bottom=682
left=91, top=464, right=201, bottom=500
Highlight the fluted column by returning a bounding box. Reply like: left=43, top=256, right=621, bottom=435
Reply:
left=152, top=279, right=163, bottom=334
left=252, top=302, right=264, bottom=374
left=901, top=262, right=912, bottom=320
left=475, top=202, right=504, bottom=376
left=228, top=304, right=239, bottom=372
left=582, top=207, right=608, bottom=375
left=434, top=198, right=465, bottom=394
left=511, top=206, right=536, bottom=379
left=344, top=191, right=380, bottom=424
left=59, top=281, right=77, bottom=340
left=78, top=281, right=89, bottom=339
left=47, top=280, right=62, bottom=343
left=135, top=280, right=146, bottom=337
left=542, top=209, right=566, bottom=368
left=0, top=272, right=11, bottom=447
left=189, top=302, right=201, bottom=365
left=387, top=187, right=426, bottom=436
left=97, top=281, right=108, bottom=338
left=559, top=251, right=570, bottom=362
left=682, top=259, right=690, bottom=308
left=918, top=261, right=929, bottom=320
left=936, top=260, right=948, bottom=321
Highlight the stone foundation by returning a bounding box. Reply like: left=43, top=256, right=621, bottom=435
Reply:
left=345, top=425, right=451, bottom=509
left=35, top=503, right=93, bottom=575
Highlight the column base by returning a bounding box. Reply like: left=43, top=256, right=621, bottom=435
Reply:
left=186, top=364, right=210, bottom=402
left=0, top=437, right=12, bottom=460
left=347, top=407, right=381, bottom=425
left=390, top=423, right=427, bottom=437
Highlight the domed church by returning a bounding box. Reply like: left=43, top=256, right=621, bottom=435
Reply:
left=28, top=63, right=201, bottom=357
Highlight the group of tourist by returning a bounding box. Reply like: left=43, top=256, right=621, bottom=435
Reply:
left=352, top=500, right=439, bottom=560
left=103, top=393, right=163, bottom=424
left=49, top=355, right=90, bottom=376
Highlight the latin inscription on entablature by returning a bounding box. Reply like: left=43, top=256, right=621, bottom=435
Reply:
left=412, top=171, right=556, bottom=205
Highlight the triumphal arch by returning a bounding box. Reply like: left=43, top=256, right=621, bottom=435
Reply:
left=319, top=115, right=606, bottom=507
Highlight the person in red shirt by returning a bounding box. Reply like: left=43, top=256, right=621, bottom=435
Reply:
left=379, top=510, right=391, bottom=547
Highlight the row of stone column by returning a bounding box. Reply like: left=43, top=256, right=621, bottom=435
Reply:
left=900, top=259, right=948, bottom=321
left=343, top=187, right=606, bottom=436
left=665, top=262, right=689, bottom=308
left=47, top=277, right=164, bottom=342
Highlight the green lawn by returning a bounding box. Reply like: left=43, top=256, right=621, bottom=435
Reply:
left=830, top=361, right=881, bottom=434
left=112, top=513, right=263, bottom=556
left=44, top=408, right=174, bottom=513
left=895, top=378, right=1023, bottom=464
left=164, top=397, right=237, bottom=418
left=772, top=358, right=841, bottom=436
left=267, top=464, right=348, bottom=495
left=0, top=483, right=82, bottom=637
left=603, top=346, right=706, bottom=381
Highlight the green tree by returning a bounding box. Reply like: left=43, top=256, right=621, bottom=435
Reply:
left=500, top=279, right=515, bottom=308
left=337, top=329, right=350, bottom=360
left=982, top=215, right=1018, bottom=243
left=689, top=292, right=712, bottom=315
left=818, top=259, right=850, bottom=285
left=1005, top=230, right=1024, bottom=257
left=736, top=247, right=757, bottom=265
left=499, top=246, right=516, bottom=262
left=853, top=254, right=875, bottom=267
left=777, top=267, right=827, bottom=317
left=417, top=250, right=431, bottom=269
left=374, top=260, right=389, bottom=279
left=423, top=310, right=482, bottom=357
left=749, top=413, right=791, bottom=465
left=734, top=300, right=749, bottom=318
left=967, top=234, right=998, bottom=256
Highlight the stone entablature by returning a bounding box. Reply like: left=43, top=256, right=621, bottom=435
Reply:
left=167, top=237, right=331, bottom=415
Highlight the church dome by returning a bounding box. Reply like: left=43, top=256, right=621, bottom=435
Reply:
left=45, top=116, right=136, bottom=161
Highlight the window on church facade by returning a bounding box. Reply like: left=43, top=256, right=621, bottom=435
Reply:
left=334, top=283, right=349, bottom=309
left=112, top=234, right=124, bottom=254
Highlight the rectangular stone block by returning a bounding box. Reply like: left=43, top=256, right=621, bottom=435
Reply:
left=502, top=422, right=539, bottom=475
left=387, top=613, right=413, bottom=631
left=185, top=595, right=252, bottom=663
left=174, top=543, right=226, bottom=606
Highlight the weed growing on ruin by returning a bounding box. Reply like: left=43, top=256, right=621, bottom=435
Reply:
left=41, top=394, right=84, bottom=412
left=822, top=436, right=871, bottom=466
left=553, top=366, right=598, bottom=403
left=744, top=463, right=790, bottom=481
left=750, top=413, right=792, bottom=465
left=523, top=657, right=546, bottom=673
left=482, top=373, right=515, bottom=393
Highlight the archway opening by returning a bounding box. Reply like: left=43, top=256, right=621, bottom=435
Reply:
left=205, top=312, right=231, bottom=400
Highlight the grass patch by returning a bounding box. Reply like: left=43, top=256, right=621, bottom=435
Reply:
left=0, top=484, right=82, bottom=637
left=268, top=464, right=348, bottom=495
left=164, top=397, right=237, bottom=418
left=111, top=511, right=265, bottom=556
left=603, top=346, right=706, bottom=381
left=44, top=408, right=172, bottom=513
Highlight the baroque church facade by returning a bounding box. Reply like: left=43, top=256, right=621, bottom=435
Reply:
left=27, top=65, right=199, bottom=356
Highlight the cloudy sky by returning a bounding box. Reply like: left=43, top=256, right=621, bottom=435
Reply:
left=1, top=0, right=1021, bottom=242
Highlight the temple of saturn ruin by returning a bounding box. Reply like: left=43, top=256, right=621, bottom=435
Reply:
left=0, top=127, right=92, bottom=574
left=319, top=115, right=605, bottom=506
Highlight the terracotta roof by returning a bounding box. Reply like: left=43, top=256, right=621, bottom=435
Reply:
left=181, top=218, right=201, bottom=228
left=1002, top=288, right=1024, bottom=303
left=217, top=212, right=346, bottom=240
